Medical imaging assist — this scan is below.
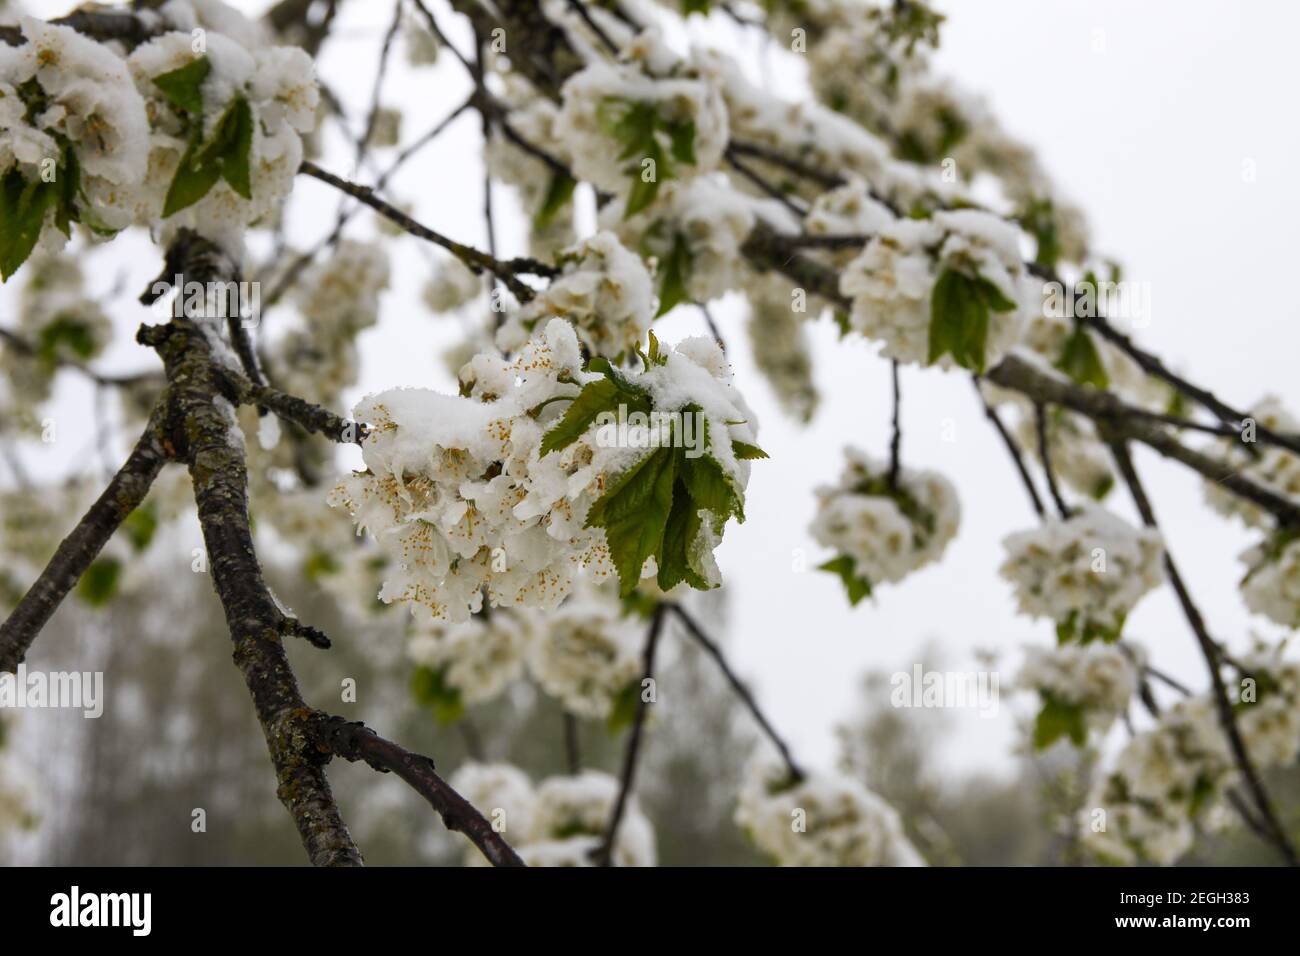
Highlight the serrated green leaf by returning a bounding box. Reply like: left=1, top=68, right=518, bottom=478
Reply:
left=817, top=555, right=873, bottom=606
left=586, top=444, right=678, bottom=596
left=1033, top=693, right=1087, bottom=749
left=623, top=138, right=666, bottom=219
left=540, top=378, right=622, bottom=457
left=77, top=556, right=122, bottom=608
left=1055, top=323, right=1109, bottom=390
left=153, top=55, right=210, bottom=117
left=732, top=440, right=769, bottom=460
left=682, top=442, right=744, bottom=523
left=163, top=95, right=254, bottom=216
left=656, top=480, right=709, bottom=592
left=667, top=119, right=696, bottom=166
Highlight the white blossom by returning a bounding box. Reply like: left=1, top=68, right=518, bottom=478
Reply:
left=810, top=447, right=959, bottom=594
left=1000, top=503, right=1164, bottom=641
left=736, top=758, right=922, bottom=867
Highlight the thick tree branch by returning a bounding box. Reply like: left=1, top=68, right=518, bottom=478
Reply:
left=139, top=315, right=363, bottom=867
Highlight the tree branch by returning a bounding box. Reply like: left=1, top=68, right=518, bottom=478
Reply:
left=594, top=603, right=665, bottom=866
left=0, top=406, right=170, bottom=673
left=298, top=160, right=556, bottom=303
left=668, top=603, right=805, bottom=782
left=1106, top=438, right=1298, bottom=867
left=307, top=714, right=526, bottom=867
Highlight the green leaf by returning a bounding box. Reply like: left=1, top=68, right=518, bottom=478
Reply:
left=540, top=378, right=622, bottom=457
left=153, top=56, right=211, bottom=117
left=731, top=440, right=769, bottom=460
left=303, top=550, right=340, bottom=582
left=0, top=167, right=59, bottom=281
left=817, top=555, right=873, bottom=606
left=162, top=136, right=222, bottom=217
left=1033, top=694, right=1087, bottom=749
left=681, top=441, right=745, bottom=522
left=667, top=119, right=697, bottom=166
left=533, top=170, right=576, bottom=230
left=1020, top=197, right=1061, bottom=271
left=77, top=556, right=122, bottom=608
left=622, top=138, right=666, bottom=219
left=36, top=315, right=97, bottom=365
left=607, top=679, right=642, bottom=733
left=586, top=444, right=678, bottom=596
left=204, top=95, right=254, bottom=200
left=1055, top=324, right=1109, bottom=390
left=410, top=665, right=465, bottom=724
left=655, top=232, right=692, bottom=317
left=928, top=268, right=1015, bottom=373
left=162, top=95, right=254, bottom=216
left=122, top=503, right=159, bottom=553
left=656, top=480, right=709, bottom=591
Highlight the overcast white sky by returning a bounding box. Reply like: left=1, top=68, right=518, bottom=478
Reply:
left=9, top=0, right=1300, bottom=777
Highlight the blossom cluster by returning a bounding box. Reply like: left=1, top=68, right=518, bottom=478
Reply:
left=810, top=447, right=959, bottom=603
left=0, top=1, right=320, bottom=273
left=497, top=231, right=654, bottom=359
left=328, top=318, right=759, bottom=622
left=1000, top=504, right=1164, bottom=643
left=1082, top=643, right=1300, bottom=865
left=449, top=762, right=655, bottom=867
left=1017, top=642, right=1138, bottom=746
left=839, top=209, right=1029, bottom=372
left=735, top=758, right=922, bottom=867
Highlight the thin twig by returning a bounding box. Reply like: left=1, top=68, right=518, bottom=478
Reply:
left=594, top=604, right=666, bottom=866
left=298, top=161, right=556, bottom=303
left=668, top=603, right=805, bottom=782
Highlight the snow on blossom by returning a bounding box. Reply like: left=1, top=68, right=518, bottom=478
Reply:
left=0, top=18, right=149, bottom=271
left=556, top=32, right=727, bottom=211
left=606, top=175, right=795, bottom=310
left=840, top=208, right=1028, bottom=371
left=102, top=11, right=318, bottom=250
left=735, top=758, right=922, bottom=867
left=328, top=318, right=760, bottom=621
left=1000, top=503, right=1164, bottom=643
left=810, top=447, right=959, bottom=603
left=530, top=770, right=656, bottom=867
left=498, top=231, right=654, bottom=358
